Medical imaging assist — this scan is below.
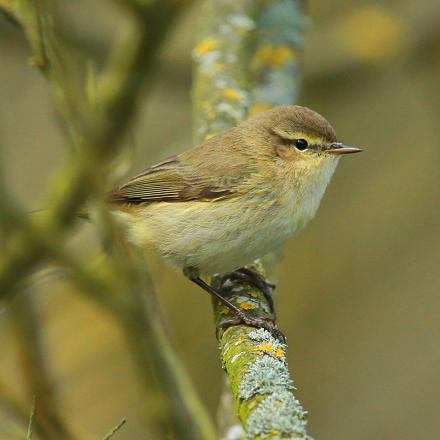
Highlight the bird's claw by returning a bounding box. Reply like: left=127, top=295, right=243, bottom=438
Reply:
left=217, top=314, right=286, bottom=343
left=217, top=267, right=276, bottom=318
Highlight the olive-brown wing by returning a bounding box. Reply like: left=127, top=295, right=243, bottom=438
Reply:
left=111, top=155, right=247, bottom=204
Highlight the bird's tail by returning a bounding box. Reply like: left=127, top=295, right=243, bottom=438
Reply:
left=29, top=207, right=90, bottom=221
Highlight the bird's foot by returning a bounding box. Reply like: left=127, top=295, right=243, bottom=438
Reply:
left=217, top=314, right=286, bottom=343
left=218, top=267, right=276, bottom=318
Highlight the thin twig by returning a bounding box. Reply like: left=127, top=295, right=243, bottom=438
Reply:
left=74, top=247, right=216, bottom=440
left=0, top=0, right=20, bottom=25
left=0, top=0, right=185, bottom=297
left=0, top=378, right=29, bottom=429
left=26, top=396, right=36, bottom=440
left=10, top=292, right=76, bottom=440
left=102, top=418, right=126, bottom=440
left=0, top=1, right=215, bottom=437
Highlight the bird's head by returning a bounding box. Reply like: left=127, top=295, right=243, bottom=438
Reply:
left=246, top=105, right=362, bottom=166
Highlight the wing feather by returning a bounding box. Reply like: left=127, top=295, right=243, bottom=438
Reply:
left=111, top=128, right=257, bottom=204
left=111, top=155, right=241, bottom=204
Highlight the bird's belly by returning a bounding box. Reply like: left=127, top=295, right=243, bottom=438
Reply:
left=187, top=212, right=291, bottom=274
left=125, top=189, right=315, bottom=275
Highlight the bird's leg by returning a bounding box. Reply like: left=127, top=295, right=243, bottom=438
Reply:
left=185, top=269, right=284, bottom=342
left=189, top=276, right=249, bottom=319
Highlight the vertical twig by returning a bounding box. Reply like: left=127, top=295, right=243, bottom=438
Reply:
left=10, top=292, right=76, bottom=440
left=193, top=1, right=310, bottom=438
left=0, top=378, right=30, bottom=432
left=108, top=251, right=216, bottom=440
left=26, top=396, right=36, bottom=440
left=55, top=215, right=216, bottom=438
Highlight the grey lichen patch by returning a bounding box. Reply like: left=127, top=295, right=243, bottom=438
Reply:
left=192, top=1, right=259, bottom=141
left=248, top=328, right=284, bottom=346
left=237, top=327, right=309, bottom=438
left=238, top=355, right=294, bottom=399
left=249, top=328, right=273, bottom=341
left=259, top=0, right=307, bottom=47
left=245, top=390, right=308, bottom=440
left=252, top=0, right=306, bottom=108
left=236, top=296, right=258, bottom=304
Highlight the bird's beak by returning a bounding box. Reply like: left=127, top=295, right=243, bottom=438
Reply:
left=325, top=143, right=363, bottom=155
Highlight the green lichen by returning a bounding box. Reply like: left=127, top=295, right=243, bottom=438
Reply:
left=221, top=326, right=261, bottom=396
left=220, top=326, right=309, bottom=439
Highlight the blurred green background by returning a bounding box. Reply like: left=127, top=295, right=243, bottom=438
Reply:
left=1, top=0, right=439, bottom=439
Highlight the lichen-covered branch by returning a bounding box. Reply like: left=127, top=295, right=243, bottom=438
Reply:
left=251, top=0, right=306, bottom=109
left=193, top=1, right=310, bottom=438
left=192, top=0, right=257, bottom=140
left=221, top=328, right=308, bottom=439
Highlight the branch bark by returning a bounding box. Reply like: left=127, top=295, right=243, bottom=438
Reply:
left=193, top=1, right=310, bottom=438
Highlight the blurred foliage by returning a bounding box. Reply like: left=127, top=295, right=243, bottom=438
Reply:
left=0, top=0, right=439, bottom=439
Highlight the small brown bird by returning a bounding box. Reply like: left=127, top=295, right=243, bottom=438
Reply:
left=110, top=105, right=361, bottom=325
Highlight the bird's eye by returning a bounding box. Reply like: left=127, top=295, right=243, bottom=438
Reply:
left=294, top=139, right=308, bottom=151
